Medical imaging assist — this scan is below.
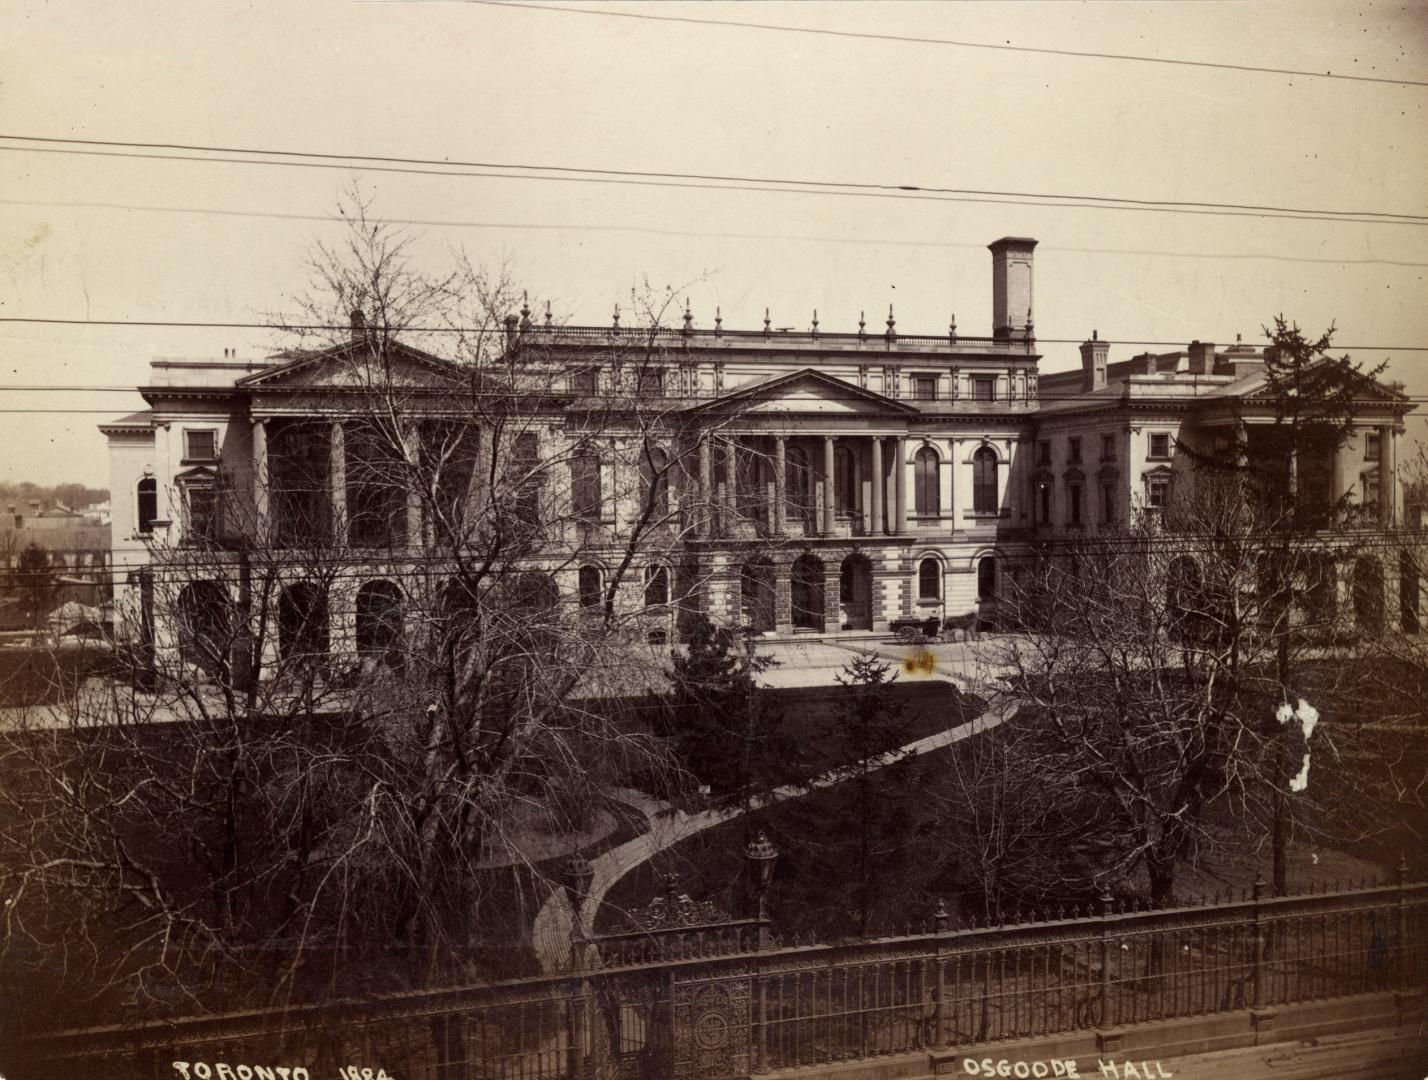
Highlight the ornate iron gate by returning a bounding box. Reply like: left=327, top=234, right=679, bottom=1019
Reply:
left=670, top=966, right=752, bottom=1080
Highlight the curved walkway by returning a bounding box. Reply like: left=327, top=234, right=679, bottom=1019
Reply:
left=532, top=695, right=1017, bottom=971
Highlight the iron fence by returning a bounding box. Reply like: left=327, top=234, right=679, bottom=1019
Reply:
left=13, top=878, right=1427, bottom=1080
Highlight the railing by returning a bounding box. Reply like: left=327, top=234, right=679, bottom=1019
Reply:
left=14, top=879, right=1426, bottom=1080
left=517, top=324, right=1038, bottom=354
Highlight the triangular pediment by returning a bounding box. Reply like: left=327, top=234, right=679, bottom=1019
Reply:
left=1233, top=359, right=1409, bottom=406
left=237, top=340, right=462, bottom=392
left=686, top=368, right=919, bottom=417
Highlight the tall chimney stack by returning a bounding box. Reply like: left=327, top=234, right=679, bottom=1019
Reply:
left=1080, top=330, right=1109, bottom=392
left=1187, top=340, right=1215, bottom=375
left=350, top=307, right=367, bottom=343
left=988, top=237, right=1037, bottom=340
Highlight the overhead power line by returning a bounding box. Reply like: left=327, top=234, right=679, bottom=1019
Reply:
left=6, top=197, right=1428, bottom=267
left=1, top=137, right=1424, bottom=228
left=1, top=316, right=1424, bottom=354
left=467, top=0, right=1428, bottom=89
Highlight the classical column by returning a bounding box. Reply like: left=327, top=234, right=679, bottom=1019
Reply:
left=822, top=436, right=836, bottom=536
left=1392, top=427, right=1404, bottom=523
left=155, top=422, right=175, bottom=534
left=893, top=437, right=907, bottom=533
left=252, top=418, right=270, bottom=545
left=329, top=420, right=347, bottom=546
left=1330, top=427, right=1349, bottom=504
left=1379, top=424, right=1394, bottom=522
left=870, top=437, right=884, bottom=535
left=465, top=423, right=490, bottom=532
left=403, top=424, right=423, bottom=554
left=773, top=436, right=787, bottom=536
left=699, top=434, right=713, bottom=538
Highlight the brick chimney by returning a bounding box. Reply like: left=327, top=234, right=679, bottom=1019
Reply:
left=350, top=307, right=366, bottom=343
left=1080, top=330, right=1109, bottom=392
left=1187, top=340, right=1215, bottom=374
left=988, top=237, right=1037, bottom=340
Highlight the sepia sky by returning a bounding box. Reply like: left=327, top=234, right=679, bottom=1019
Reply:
left=1, top=0, right=1425, bottom=487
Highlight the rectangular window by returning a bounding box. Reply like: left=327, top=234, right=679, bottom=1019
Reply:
left=1101, top=482, right=1114, bottom=523
left=571, top=455, right=602, bottom=522
left=1149, top=432, right=1172, bottom=459
left=184, top=429, right=217, bottom=461
left=1068, top=483, right=1082, bottom=526
left=912, top=375, right=936, bottom=401
left=973, top=377, right=995, bottom=402
left=1148, top=480, right=1170, bottom=508
left=1365, top=431, right=1381, bottom=461
left=1101, top=434, right=1115, bottom=461
left=186, top=485, right=218, bottom=541
left=637, top=368, right=665, bottom=395
left=571, top=367, right=598, bottom=394
left=1068, top=437, right=1082, bottom=464
left=1361, top=473, right=1379, bottom=512
left=1038, top=482, right=1052, bottom=524
left=1037, top=441, right=1051, bottom=466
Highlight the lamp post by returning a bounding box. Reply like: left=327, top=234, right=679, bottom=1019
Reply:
left=562, top=850, right=595, bottom=970
left=744, top=832, right=779, bottom=948
left=561, top=850, right=596, bottom=1078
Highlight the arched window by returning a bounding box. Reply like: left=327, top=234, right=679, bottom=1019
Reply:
left=914, top=447, right=940, bottom=517
left=639, top=445, right=669, bottom=517
left=578, top=565, right=603, bottom=610
left=834, top=444, right=857, bottom=512
left=918, top=558, right=941, bottom=600
left=136, top=478, right=158, bottom=534
left=973, top=448, right=998, bottom=515
left=356, top=580, right=403, bottom=660
left=279, top=581, right=329, bottom=663
left=644, top=564, right=669, bottom=608
left=977, top=556, right=997, bottom=600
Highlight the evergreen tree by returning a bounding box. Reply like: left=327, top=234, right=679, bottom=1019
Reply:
left=666, top=614, right=790, bottom=811
left=827, top=653, right=916, bottom=936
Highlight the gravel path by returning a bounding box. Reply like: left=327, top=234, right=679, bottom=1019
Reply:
left=532, top=696, right=1017, bottom=971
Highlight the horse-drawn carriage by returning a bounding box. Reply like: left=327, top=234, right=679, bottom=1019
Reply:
left=888, top=613, right=981, bottom=644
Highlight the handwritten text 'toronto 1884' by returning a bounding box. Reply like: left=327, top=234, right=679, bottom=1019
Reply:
left=171, top=1064, right=394, bottom=1079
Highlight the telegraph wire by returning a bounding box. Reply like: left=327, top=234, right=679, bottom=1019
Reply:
left=1, top=316, right=1425, bottom=355
left=463, top=0, right=1428, bottom=90
left=7, top=197, right=1427, bottom=267
left=5, top=134, right=1425, bottom=222
left=1, top=142, right=1424, bottom=228
left=80, top=528, right=1428, bottom=583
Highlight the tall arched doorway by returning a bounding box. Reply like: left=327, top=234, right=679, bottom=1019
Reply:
left=178, top=580, right=231, bottom=676
left=278, top=581, right=330, bottom=664
left=839, top=553, right=873, bottom=630
left=1352, top=555, right=1384, bottom=636
left=356, top=579, right=403, bottom=665
left=790, top=554, right=825, bottom=631
left=1401, top=552, right=1420, bottom=634
left=740, top=559, right=777, bottom=634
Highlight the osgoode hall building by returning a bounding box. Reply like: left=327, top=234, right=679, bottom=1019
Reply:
left=102, top=237, right=1419, bottom=671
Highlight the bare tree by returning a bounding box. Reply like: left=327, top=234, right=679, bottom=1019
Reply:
left=0, top=195, right=758, bottom=1041
left=989, top=469, right=1374, bottom=904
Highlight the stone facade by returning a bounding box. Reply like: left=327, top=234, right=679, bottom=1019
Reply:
left=101, top=237, right=1419, bottom=671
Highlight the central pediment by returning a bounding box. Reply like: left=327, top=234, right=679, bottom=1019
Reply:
left=685, top=368, right=919, bottom=417
left=237, top=340, right=462, bottom=392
